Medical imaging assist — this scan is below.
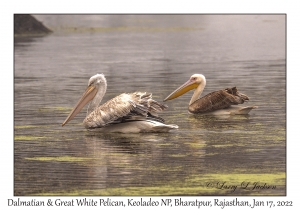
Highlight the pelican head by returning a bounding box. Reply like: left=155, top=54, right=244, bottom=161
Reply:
left=88, top=74, right=107, bottom=88
left=164, top=74, right=206, bottom=101
left=62, top=74, right=107, bottom=126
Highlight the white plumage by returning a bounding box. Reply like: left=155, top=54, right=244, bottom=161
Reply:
left=62, top=74, right=178, bottom=133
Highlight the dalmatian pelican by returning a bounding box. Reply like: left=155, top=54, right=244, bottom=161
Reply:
left=62, top=74, right=178, bottom=133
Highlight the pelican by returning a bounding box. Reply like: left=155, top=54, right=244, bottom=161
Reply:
left=164, top=74, right=257, bottom=115
left=62, top=74, right=178, bottom=133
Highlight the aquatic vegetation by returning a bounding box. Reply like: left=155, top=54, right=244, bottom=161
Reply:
left=25, top=156, right=95, bottom=162
left=14, top=136, right=46, bottom=141
left=38, top=106, right=72, bottom=113
left=14, top=125, right=42, bottom=129
left=32, top=172, right=285, bottom=196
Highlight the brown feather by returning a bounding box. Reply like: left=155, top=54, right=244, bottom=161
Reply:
left=188, top=87, right=249, bottom=114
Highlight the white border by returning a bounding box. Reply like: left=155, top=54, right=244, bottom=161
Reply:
left=3, top=0, right=299, bottom=209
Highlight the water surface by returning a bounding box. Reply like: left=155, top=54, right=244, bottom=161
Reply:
left=14, top=15, right=286, bottom=196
